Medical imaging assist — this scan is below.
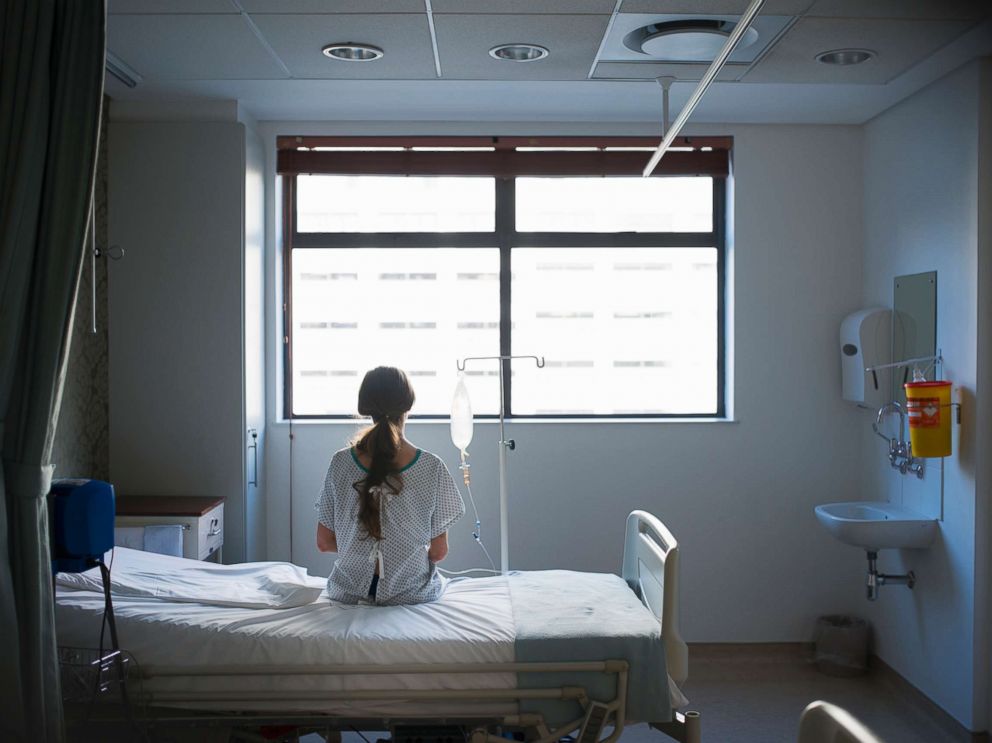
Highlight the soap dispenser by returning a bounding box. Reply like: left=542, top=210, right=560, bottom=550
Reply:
left=840, top=308, right=891, bottom=408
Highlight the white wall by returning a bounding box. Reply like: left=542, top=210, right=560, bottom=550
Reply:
left=262, top=122, right=869, bottom=643
left=860, top=60, right=986, bottom=730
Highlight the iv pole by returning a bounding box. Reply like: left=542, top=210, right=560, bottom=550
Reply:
left=457, top=354, right=544, bottom=574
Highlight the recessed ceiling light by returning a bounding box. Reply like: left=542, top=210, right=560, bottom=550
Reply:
left=489, top=44, right=549, bottom=62
left=322, top=43, right=384, bottom=62
left=624, top=20, right=758, bottom=61
left=816, top=48, right=875, bottom=66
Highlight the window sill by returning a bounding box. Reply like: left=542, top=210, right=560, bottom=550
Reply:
left=272, top=417, right=738, bottom=426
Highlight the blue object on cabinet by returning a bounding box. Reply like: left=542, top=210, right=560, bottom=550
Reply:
left=50, top=479, right=115, bottom=574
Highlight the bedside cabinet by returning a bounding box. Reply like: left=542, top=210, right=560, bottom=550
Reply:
left=115, top=496, right=225, bottom=562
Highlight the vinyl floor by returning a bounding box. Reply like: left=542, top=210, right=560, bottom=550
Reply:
left=305, top=645, right=966, bottom=743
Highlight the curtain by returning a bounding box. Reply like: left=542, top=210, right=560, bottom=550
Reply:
left=0, top=1, right=106, bottom=740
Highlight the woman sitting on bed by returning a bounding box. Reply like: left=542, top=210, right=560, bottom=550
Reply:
left=316, top=366, right=465, bottom=605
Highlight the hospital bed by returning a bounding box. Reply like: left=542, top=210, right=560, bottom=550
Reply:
left=55, top=510, right=699, bottom=743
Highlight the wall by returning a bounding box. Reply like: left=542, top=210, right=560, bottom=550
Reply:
left=53, top=96, right=110, bottom=480
left=262, top=121, right=869, bottom=643
left=860, top=60, right=985, bottom=730
left=244, top=121, right=267, bottom=562
left=978, top=56, right=992, bottom=740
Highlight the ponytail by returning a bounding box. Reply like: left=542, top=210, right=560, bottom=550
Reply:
left=351, top=367, right=416, bottom=540
left=353, top=417, right=402, bottom=540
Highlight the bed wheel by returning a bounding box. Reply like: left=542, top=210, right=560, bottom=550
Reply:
left=651, top=710, right=701, bottom=743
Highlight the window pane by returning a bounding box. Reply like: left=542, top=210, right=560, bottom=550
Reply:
left=511, top=248, right=718, bottom=415
left=515, top=177, right=712, bottom=232
left=292, top=248, right=500, bottom=415
left=296, top=176, right=495, bottom=232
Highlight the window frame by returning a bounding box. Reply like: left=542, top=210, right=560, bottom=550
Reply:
left=281, top=137, right=728, bottom=421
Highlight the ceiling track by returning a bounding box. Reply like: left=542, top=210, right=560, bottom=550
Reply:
left=229, top=0, right=291, bottom=78
left=424, top=0, right=443, bottom=79
left=588, top=0, right=625, bottom=80
left=643, top=0, right=765, bottom=177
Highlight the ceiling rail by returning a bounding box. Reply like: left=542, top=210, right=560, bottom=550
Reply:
left=642, top=0, right=765, bottom=177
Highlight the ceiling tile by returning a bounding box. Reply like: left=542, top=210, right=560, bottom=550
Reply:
left=807, top=0, right=992, bottom=21
left=433, top=14, right=610, bottom=80
left=619, top=0, right=814, bottom=15
left=251, top=14, right=437, bottom=79
left=592, top=61, right=742, bottom=81
left=109, top=0, right=237, bottom=12
left=239, top=0, right=425, bottom=12
left=107, top=15, right=289, bottom=79
left=744, top=17, right=974, bottom=84
left=432, top=0, right=617, bottom=12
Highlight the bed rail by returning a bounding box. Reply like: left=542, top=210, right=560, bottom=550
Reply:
left=621, top=510, right=688, bottom=687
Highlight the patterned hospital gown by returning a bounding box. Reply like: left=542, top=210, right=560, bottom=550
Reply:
left=315, top=447, right=465, bottom=605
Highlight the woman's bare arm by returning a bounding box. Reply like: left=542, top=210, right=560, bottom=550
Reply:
left=317, top=522, right=338, bottom=553
left=428, top=532, right=448, bottom=563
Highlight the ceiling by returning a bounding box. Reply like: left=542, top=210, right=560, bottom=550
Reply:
left=105, top=0, right=992, bottom=124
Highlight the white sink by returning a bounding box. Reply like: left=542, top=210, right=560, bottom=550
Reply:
left=815, top=501, right=938, bottom=551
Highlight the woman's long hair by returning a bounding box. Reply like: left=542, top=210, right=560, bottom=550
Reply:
left=351, top=366, right=416, bottom=540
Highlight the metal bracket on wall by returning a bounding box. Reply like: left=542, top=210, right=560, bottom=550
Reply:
left=89, top=200, right=124, bottom=334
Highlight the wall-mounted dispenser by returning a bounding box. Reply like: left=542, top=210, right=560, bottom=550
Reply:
left=840, top=308, right=891, bottom=408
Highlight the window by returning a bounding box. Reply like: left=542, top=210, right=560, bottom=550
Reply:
left=280, top=137, right=728, bottom=418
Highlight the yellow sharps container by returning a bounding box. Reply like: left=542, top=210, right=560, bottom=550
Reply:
left=904, top=380, right=952, bottom=458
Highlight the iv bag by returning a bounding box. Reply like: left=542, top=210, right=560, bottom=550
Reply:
left=450, top=374, right=474, bottom=452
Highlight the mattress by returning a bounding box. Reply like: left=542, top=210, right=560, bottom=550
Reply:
left=55, top=548, right=678, bottom=723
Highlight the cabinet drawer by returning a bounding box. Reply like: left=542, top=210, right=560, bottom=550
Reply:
left=115, top=515, right=195, bottom=558
left=115, top=503, right=224, bottom=561
left=198, top=504, right=224, bottom=560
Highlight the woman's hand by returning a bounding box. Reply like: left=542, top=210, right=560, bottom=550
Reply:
left=428, top=532, right=448, bottom=563
left=317, top=523, right=338, bottom=553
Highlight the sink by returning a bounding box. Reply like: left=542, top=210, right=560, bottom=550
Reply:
left=815, top=501, right=938, bottom=551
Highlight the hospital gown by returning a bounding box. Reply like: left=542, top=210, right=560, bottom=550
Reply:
left=315, top=447, right=465, bottom=605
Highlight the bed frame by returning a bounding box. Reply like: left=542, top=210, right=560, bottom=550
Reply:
left=78, top=510, right=700, bottom=743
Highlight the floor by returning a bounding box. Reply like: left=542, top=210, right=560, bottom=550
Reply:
left=656, top=644, right=960, bottom=743
left=68, top=645, right=965, bottom=742
left=298, top=645, right=962, bottom=743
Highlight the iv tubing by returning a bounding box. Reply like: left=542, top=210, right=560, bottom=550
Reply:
left=439, top=566, right=499, bottom=576
left=460, top=460, right=497, bottom=575
left=466, top=481, right=497, bottom=574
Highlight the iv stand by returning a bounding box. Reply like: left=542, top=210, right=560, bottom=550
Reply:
left=456, top=355, right=545, bottom=574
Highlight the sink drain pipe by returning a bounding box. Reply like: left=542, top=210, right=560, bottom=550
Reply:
left=866, top=551, right=915, bottom=601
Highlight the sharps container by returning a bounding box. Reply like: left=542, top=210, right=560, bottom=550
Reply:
left=814, top=615, right=869, bottom=677
left=904, top=380, right=952, bottom=458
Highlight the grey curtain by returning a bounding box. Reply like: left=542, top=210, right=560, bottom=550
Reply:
left=0, top=1, right=106, bottom=740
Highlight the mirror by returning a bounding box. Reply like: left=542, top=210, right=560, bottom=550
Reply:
left=892, top=271, right=937, bottom=398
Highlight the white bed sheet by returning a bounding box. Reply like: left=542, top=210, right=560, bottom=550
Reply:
left=57, top=547, right=324, bottom=609
left=55, top=549, right=516, bottom=716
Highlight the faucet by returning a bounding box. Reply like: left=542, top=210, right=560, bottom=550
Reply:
left=873, top=402, right=925, bottom=479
